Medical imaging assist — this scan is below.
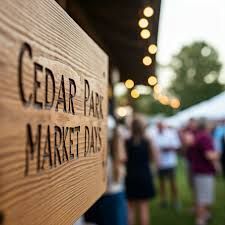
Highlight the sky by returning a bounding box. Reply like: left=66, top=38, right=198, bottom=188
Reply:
left=157, top=0, right=225, bottom=88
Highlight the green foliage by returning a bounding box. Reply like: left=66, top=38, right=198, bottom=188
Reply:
left=169, top=41, right=224, bottom=110
left=132, top=95, right=153, bottom=114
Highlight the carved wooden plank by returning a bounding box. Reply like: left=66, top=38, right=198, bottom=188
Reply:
left=0, top=0, right=108, bottom=224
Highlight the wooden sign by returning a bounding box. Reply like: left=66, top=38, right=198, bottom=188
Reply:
left=0, top=0, right=108, bottom=224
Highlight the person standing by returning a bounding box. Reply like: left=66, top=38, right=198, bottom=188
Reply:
left=125, top=117, right=158, bottom=225
left=220, top=133, right=225, bottom=177
left=151, top=121, right=181, bottom=209
left=180, top=118, right=198, bottom=211
left=85, top=116, right=128, bottom=225
left=190, top=119, right=219, bottom=225
left=213, top=120, right=225, bottom=177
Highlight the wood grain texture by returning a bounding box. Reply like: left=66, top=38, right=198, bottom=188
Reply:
left=0, top=0, right=108, bottom=225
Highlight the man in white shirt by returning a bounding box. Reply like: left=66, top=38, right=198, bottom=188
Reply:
left=151, top=121, right=181, bottom=209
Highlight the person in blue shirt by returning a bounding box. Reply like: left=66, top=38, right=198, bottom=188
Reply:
left=213, top=120, right=225, bottom=177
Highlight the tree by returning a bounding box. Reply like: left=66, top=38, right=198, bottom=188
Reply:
left=169, top=41, right=224, bottom=110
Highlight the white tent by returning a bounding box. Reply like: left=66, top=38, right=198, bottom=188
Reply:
left=166, top=91, right=225, bottom=127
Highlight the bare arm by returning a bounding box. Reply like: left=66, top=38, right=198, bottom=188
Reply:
left=205, top=150, right=219, bottom=161
left=112, top=128, right=127, bottom=164
left=146, top=136, right=160, bottom=167
left=112, top=128, right=127, bottom=182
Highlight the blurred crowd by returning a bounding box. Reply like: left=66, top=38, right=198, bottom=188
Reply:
left=75, top=116, right=225, bottom=225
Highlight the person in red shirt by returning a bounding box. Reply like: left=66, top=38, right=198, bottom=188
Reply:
left=189, top=119, right=219, bottom=225
left=180, top=118, right=198, bottom=213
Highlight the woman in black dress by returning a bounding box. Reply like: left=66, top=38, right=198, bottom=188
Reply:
left=125, top=117, right=158, bottom=225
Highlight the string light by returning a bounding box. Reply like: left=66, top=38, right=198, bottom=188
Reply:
left=138, top=18, right=149, bottom=28
left=131, top=89, right=140, bottom=99
left=137, top=6, right=156, bottom=97
left=148, top=44, right=157, bottom=54
left=125, top=79, right=134, bottom=89
left=170, top=98, right=181, bottom=109
left=140, top=29, right=151, bottom=39
left=142, top=56, right=152, bottom=66
left=159, top=95, right=169, bottom=105
left=148, top=76, right=157, bottom=86
left=153, top=84, right=161, bottom=94
left=143, top=6, right=154, bottom=17
left=116, top=107, right=128, bottom=117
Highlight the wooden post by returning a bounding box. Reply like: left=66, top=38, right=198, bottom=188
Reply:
left=0, top=0, right=108, bottom=224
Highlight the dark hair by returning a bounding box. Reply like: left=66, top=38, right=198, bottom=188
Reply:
left=197, top=117, right=207, bottom=131
left=131, top=117, right=145, bottom=140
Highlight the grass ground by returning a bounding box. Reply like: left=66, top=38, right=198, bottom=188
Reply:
left=149, top=160, right=225, bottom=225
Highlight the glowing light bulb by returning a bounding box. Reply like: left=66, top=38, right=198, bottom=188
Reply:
left=159, top=95, right=169, bottom=105
left=143, top=6, right=154, bottom=17
left=153, top=84, right=161, bottom=94
left=142, top=56, right=152, bottom=66
left=138, top=18, right=149, bottom=28
left=125, top=79, right=134, bottom=89
left=131, top=89, right=140, bottom=99
left=116, top=107, right=127, bottom=117
left=148, top=76, right=157, bottom=86
left=170, top=98, right=181, bottom=109
left=140, top=29, right=151, bottom=39
left=148, top=44, right=157, bottom=54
